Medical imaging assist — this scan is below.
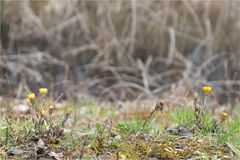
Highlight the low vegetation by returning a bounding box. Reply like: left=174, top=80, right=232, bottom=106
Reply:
left=0, top=86, right=239, bottom=159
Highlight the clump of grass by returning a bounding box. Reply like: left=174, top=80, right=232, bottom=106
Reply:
left=192, top=86, right=216, bottom=133
left=116, top=119, right=153, bottom=133
left=26, top=88, right=70, bottom=141
left=0, top=118, right=8, bottom=145
left=166, top=85, right=240, bottom=155
left=3, top=87, right=71, bottom=148
left=81, top=155, right=95, bottom=160
left=169, top=105, right=195, bottom=125
left=58, top=130, right=80, bottom=149
left=216, top=117, right=240, bottom=146
left=192, top=86, right=240, bottom=152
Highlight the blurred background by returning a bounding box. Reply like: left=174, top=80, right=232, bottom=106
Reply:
left=0, top=0, right=239, bottom=105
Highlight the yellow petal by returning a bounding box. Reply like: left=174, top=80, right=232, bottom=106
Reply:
left=27, top=92, right=36, bottom=100
left=39, top=88, right=48, bottom=95
left=202, top=86, right=212, bottom=94
left=40, top=109, right=45, bottom=116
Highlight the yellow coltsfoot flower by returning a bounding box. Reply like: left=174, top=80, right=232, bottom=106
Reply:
left=27, top=92, right=36, bottom=101
left=39, top=88, right=48, bottom=95
left=202, top=86, right=212, bottom=94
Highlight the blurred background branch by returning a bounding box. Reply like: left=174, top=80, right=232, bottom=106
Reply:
left=0, top=0, right=239, bottom=105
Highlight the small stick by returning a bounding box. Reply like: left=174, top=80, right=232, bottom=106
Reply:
left=52, top=93, right=64, bottom=106
left=107, top=119, right=113, bottom=141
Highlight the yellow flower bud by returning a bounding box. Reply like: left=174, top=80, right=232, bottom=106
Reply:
left=48, top=105, right=54, bottom=114
left=40, top=109, right=45, bottom=116
left=202, top=86, right=212, bottom=94
left=220, top=111, right=228, bottom=123
left=27, top=92, right=36, bottom=101
left=194, top=92, right=199, bottom=99
left=221, top=111, right=228, bottom=118
left=49, top=105, right=54, bottom=110
left=39, top=88, right=48, bottom=95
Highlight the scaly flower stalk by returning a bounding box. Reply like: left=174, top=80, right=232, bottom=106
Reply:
left=202, top=85, right=212, bottom=116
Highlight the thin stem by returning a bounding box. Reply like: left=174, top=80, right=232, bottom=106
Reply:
left=142, top=110, right=156, bottom=128
left=203, top=94, right=207, bottom=106
left=5, top=127, right=8, bottom=146
left=202, top=94, right=207, bottom=117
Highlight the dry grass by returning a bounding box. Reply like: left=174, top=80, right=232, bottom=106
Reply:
left=0, top=0, right=240, bottom=104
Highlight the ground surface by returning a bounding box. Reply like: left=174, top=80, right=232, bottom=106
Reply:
left=0, top=97, right=239, bottom=159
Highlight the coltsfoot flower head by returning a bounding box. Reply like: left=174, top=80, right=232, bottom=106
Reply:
left=202, top=86, right=212, bottom=94
left=39, top=88, right=48, bottom=95
left=27, top=92, right=36, bottom=101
